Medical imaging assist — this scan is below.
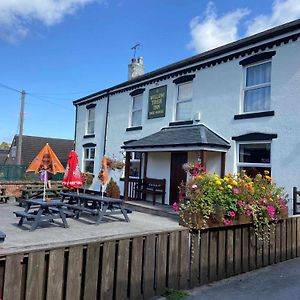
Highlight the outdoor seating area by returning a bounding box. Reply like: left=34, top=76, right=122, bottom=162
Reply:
left=0, top=201, right=180, bottom=254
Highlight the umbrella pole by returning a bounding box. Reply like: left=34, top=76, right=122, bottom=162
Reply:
left=43, top=174, right=46, bottom=201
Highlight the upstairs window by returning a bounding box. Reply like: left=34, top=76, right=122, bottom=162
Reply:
left=237, top=142, right=271, bottom=177
left=176, top=82, right=192, bottom=121
left=131, top=94, right=143, bottom=127
left=86, top=107, right=95, bottom=135
left=243, top=61, right=271, bottom=113
left=83, top=147, right=95, bottom=174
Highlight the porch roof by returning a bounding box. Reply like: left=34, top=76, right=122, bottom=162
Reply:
left=122, top=124, right=231, bottom=152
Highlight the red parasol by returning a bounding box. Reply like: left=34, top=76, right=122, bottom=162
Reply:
left=62, top=150, right=83, bottom=189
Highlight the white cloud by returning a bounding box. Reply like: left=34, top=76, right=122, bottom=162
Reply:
left=247, top=0, right=300, bottom=35
left=188, top=2, right=249, bottom=53
left=0, top=0, right=96, bottom=42
left=189, top=0, right=300, bottom=53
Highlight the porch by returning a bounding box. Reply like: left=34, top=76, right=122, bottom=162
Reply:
left=122, top=124, right=231, bottom=206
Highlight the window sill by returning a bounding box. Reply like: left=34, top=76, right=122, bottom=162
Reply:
left=234, top=111, right=274, bottom=120
left=83, top=134, right=95, bottom=138
left=169, top=120, right=193, bottom=126
left=126, top=126, right=143, bottom=132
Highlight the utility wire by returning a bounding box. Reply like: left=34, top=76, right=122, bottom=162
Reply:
left=0, top=82, right=22, bottom=94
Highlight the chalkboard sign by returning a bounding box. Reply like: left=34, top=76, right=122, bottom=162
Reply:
left=148, top=86, right=167, bottom=119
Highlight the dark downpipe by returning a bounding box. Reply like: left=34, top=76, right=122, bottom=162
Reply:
left=103, top=90, right=110, bottom=156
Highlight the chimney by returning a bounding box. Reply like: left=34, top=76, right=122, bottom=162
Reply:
left=128, top=56, right=144, bottom=80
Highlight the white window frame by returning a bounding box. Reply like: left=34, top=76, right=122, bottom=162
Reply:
left=175, top=81, right=193, bottom=121
left=242, top=60, right=271, bottom=113
left=83, top=147, right=95, bottom=174
left=236, top=141, right=271, bottom=173
left=130, top=94, right=143, bottom=127
left=129, top=152, right=142, bottom=178
left=86, top=107, right=95, bottom=135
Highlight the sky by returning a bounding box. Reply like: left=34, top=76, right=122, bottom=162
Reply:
left=0, top=0, right=300, bottom=143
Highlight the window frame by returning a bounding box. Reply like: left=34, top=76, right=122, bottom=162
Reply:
left=130, top=94, right=143, bottom=127
left=83, top=147, right=95, bottom=174
left=175, top=81, right=193, bottom=121
left=242, top=60, right=272, bottom=114
left=86, top=107, right=95, bottom=135
left=236, top=140, right=272, bottom=173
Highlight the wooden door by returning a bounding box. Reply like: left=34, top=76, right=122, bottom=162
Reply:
left=169, top=152, right=188, bottom=205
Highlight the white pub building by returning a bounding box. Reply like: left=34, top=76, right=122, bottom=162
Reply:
left=74, top=20, right=300, bottom=214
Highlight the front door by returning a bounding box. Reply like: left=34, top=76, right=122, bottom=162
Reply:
left=169, top=152, right=188, bottom=205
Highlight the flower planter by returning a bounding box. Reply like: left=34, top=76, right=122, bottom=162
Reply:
left=179, top=211, right=288, bottom=230
left=179, top=212, right=252, bottom=230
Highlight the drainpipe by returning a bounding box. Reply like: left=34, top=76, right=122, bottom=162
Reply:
left=103, top=90, right=110, bottom=156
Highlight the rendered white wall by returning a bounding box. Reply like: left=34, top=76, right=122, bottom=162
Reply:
left=75, top=38, right=300, bottom=212
left=147, top=152, right=171, bottom=204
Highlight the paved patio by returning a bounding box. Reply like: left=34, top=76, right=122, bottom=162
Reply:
left=0, top=200, right=182, bottom=255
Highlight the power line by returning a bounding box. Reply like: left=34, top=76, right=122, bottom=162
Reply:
left=0, top=82, right=22, bottom=94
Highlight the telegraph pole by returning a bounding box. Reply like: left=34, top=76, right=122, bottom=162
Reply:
left=16, top=90, right=25, bottom=165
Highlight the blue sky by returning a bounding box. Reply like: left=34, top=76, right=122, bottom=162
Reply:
left=0, top=0, right=299, bottom=143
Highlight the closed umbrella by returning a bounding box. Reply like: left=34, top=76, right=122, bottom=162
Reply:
left=62, top=150, right=83, bottom=189
left=98, top=156, right=109, bottom=197
left=26, top=143, right=65, bottom=200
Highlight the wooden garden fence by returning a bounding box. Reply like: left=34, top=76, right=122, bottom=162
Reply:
left=1, top=216, right=300, bottom=300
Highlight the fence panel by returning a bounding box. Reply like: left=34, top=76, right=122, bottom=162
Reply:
left=1, top=219, right=300, bottom=299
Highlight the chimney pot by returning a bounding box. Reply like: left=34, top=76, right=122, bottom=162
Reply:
left=138, top=56, right=143, bottom=65
left=131, top=57, right=136, bottom=63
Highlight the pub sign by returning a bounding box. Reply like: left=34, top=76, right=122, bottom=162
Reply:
left=148, top=85, right=167, bottom=119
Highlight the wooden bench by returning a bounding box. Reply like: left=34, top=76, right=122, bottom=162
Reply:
left=0, top=230, right=6, bottom=242
left=136, top=177, right=166, bottom=205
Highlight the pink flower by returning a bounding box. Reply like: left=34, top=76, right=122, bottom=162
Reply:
left=191, top=184, right=198, bottom=189
left=267, top=205, right=275, bottom=220
left=178, top=196, right=184, bottom=202
left=237, top=201, right=244, bottom=207
left=233, top=188, right=240, bottom=194
left=229, top=211, right=235, bottom=218
left=172, top=202, right=179, bottom=212
left=246, top=210, right=252, bottom=217
left=224, top=219, right=232, bottom=225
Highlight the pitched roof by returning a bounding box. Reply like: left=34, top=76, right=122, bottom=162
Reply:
left=6, top=135, right=74, bottom=166
left=122, top=124, right=230, bottom=151
left=74, top=19, right=300, bottom=105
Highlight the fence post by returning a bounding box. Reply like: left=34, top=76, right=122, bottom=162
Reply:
left=293, top=187, right=298, bottom=215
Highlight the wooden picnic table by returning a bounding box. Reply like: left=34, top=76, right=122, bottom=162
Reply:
left=17, top=186, right=68, bottom=206
left=14, top=199, right=73, bottom=231
left=61, top=192, right=130, bottom=224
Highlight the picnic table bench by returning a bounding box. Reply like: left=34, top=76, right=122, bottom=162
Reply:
left=14, top=199, right=71, bottom=231
left=17, top=186, right=68, bottom=206
left=0, top=230, right=6, bottom=242
left=61, top=192, right=130, bottom=224
left=0, top=187, right=9, bottom=203
left=135, top=177, right=166, bottom=205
